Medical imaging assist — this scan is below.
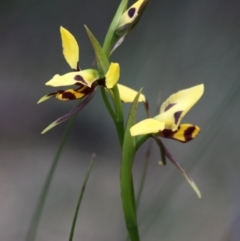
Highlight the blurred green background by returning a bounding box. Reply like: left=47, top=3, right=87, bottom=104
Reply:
left=1, top=0, right=240, bottom=240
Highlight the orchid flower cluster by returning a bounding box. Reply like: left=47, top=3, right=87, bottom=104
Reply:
left=38, top=0, right=204, bottom=240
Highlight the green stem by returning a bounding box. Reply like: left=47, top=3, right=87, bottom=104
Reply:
left=112, top=84, right=125, bottom=146
left=100, top=87, right=116, bottom=120
left=25, top=116, right=76, bottom=241
left=120, top=151, right=140, bottom=241
left=69, top=155, right=95, bottom=241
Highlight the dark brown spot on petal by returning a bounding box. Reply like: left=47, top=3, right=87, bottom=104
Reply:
left=160, top=125, right=199, bottom=143
left=160, top=129, right=174, bottom=139
left=174, top=111, right=182, bottom=124
left=184, top=126, right=196, bottom=142
left=75, top=85, right=94, bottom=95
left=74, top=75, right=84, bottom=81
left=62, top=92, right=77, bottom=100
left=128, top=8, right=136, bottom=18
left=164, top=103, right=176, bottom=111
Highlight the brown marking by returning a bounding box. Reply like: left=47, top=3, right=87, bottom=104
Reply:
left=128, top=8, right=136, bottom=18
left=76, top=85, right=93, bottom=95
left=164, top=103, right=176, bottom=111
left=61, top=92, right=76, bottom=100
left=183, top=126, right=196, bottom=142
left=74, top=75, right=84, bottom=81
left=161, top=129, right=174, bottom=139
left=174, top=111, right=182, bottom=124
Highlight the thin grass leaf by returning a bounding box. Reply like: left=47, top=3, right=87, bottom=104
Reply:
left=84, top=25, right=109, bottom=73
left=25, top=116, right=76, bottom=241
left=69, top=154, right=95, bottom=241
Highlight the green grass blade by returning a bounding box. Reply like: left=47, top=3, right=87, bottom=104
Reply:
left=69, top=154, right=95, bottom=241
left=25, top=116, right=76, bottom=241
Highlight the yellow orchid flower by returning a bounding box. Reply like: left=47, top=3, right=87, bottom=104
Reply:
left=38, top=27, right=145, bottom=104
left=130, top=84, right=204, bottom=142
left=38, top=26, right=147, bottom=133
left=38, top=26, right=120, bottom=103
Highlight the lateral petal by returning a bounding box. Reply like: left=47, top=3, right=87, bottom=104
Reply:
left=117, top=84, right=146, bottom=103
left=105, top=63, right=120, bottom=89
left=60, top=26, right=79, bottom=70
left=130, top=118, right=165, bottom=136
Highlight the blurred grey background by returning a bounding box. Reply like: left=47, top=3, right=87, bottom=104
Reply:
left=1, top=0, right=240, bottom=240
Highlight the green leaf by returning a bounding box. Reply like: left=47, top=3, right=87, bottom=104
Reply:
left=84, top=25, right=109, bottom=73
left=103, top=0, right=128, bottom=55
left=120, top=89, right=142, bottom=241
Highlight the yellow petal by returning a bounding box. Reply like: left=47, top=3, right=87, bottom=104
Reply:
left=60, top=26, right=79, bottom=70
left=117, top=84, right=146, bottom=103
left=130, top=118, right=165, bottom=136
left=117, top=0, right=146, bottom=29
left=160, top=124, right=200, bottom=143
left=45, top=69, right=100, bottom=87
left=105, top=63, right=120, bottom=89
left=155, top=84, right=204, bottom=130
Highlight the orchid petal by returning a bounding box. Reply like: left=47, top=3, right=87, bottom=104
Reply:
left=105, top=63, right=120, bottom=89
left=160, top=124, right=200, bottom=143
left=160, top=84, right=204, bottom=114
left=117, top=84, right=146, bottom=103
left=154, top=84, right=204, bottom=131
left=45, top=69, right=100, bottom=87
left=60, top=26, right=79, bottom=70
left=130, top=118, right=165, bottom=136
